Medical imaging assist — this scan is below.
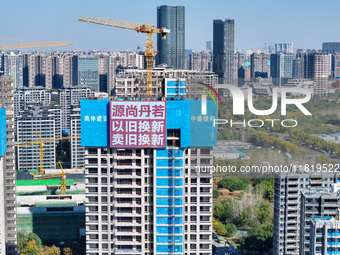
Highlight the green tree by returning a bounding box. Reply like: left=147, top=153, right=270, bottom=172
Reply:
left=214, top=221, right=227, bottom=236
left=213, top=189, right=220, bottom=199
left=255, top=179, right=274, bottom=201
left=224, top=223, right=237, bottom=238
left=256, top=200, right=271, bottom=224
left=218, top=178, right=249, bottom=192
left=240, top=209, right=250, bottom=226
left=18, top=231, right=28, bottom=251
left=213, top=199, right=233, bottom=222
left=28, top=233, right=42, bottom=248
left=21, top=240, right=40, bottom=255
left=243, top=224, right=273, bottom=252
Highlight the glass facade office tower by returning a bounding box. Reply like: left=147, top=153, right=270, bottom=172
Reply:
left=213, top=19, right=235, bottom=84
left=157, top=5, right=185, bottom=70
left=78, top=56, right=99, bottom=92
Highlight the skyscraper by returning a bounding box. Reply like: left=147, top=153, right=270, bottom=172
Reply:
left=213, top=19, right=235, bottom=84
left=304, top=53, right=331, bottom=95
left=1, top=51, right=23, bottom=88
left=157, top=5, right=185, bottom=69
left=78, top=56, right=100, bottom=92
left=270, top=53, right=293, bottom=86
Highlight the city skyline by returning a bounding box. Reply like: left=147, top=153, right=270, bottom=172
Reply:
left=1, top=0, right=340, bottom=52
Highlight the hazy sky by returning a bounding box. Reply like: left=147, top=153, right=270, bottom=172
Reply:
left=1, top=0, right=339, bottom=52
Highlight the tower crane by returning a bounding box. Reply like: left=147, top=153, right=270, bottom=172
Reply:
left=33, top=161, right=84, bottom=195
left=78, top=15, right=170, bottom=96
left=15, top=131, right=80, bottom=176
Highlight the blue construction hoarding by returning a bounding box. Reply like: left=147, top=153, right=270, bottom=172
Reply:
left=81, top=99, right=110, bottom=147
left=190, top=99, right=217, bottom=147
left=0, top=108, right=7, bottom=157
left=81, top=99, right=217, bottom=148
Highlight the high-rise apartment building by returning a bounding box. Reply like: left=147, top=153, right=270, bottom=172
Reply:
left=58, top=86, right=94, bottom=130
left=310, top=214, right=340, bottom=255
left=275, top=43, right=294, bottom=54
left=1, top=51, right=23, bottom=88
left=157, top=5, right=185, bottom=69
left=14, top=86, right=51, bottom=115
left=304, top=53, right=331, bottom=95
left=189, top=50, right=213, bottom=72
left=250, top=52, right=270, bottom=79
left=16, top=104, right=62, bottom=170
left=22, top=52, right=50, bottom=88
left=213, top=19, right=235, bottom=84
left=0, top=76, right=17, bottom=254
left=322, top=42, right=340, bottom=54
left=270, top=54, right=293, bottom=85
left=81, top=88, right=216, bottom=254
left=70, top=108, right=84, bottom=169
left=0, top=107, right=7, bottom=255
left=293, top=58, right=304, bottom=79
left=273, top=171, right=340, bottom=255
left=17, top=51, right=145, bottom=92
left=50, top=52, right=74, bottom=89
left=334, top=53, right=340, bottom=81
left=300, top=188, right=340, bottom=255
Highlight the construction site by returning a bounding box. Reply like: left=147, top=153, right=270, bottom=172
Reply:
left=1, top=8, right=216, bottom=255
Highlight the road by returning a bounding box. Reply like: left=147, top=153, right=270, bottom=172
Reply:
left=327, top=155, right=340, bottom=164
left=280, top=134, right=340, bottom=164
left=213, top=239, right=239, bottom=255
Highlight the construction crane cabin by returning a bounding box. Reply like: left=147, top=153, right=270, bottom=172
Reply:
left=78, top=15, right=170, bottom=97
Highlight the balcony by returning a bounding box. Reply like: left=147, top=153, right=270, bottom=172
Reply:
left=115, top=249, right=141, bottom=254
left=116, top=152, right=133, bottom=157
left=116, top=210, right=133, bottom=215
left=116, top=182, right=133, bottom=188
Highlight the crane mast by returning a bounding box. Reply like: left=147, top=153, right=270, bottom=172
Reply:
left=78, top=15, right=170, bottom=97
left=33, top=161, right=84, bottom=195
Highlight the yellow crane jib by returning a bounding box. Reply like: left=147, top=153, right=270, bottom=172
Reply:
left=33, top=161, right=84, bottom=195
left=0, top=41, right=71, bottom=50
left=78, top=15, right=170, bottom=97
left=15, top=131, right=81, bottom=176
